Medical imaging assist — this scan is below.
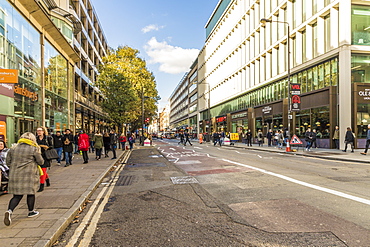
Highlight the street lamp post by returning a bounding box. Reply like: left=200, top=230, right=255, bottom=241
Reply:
left=261, top=18, right=292, bottom=141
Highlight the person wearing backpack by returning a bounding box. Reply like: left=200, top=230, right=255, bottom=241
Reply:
left=62, top=129, right=74, bottom=167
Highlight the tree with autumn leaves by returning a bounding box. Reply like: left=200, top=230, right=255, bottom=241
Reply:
left=96, top=46, right=160, bottom=131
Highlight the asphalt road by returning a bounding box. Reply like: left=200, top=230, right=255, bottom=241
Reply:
left=55, top=139, right=370, bottom=246
left=160, top=139, right=370, bottom=246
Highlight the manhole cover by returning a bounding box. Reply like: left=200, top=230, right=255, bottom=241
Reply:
left=170, top=176, right=199, bottom=184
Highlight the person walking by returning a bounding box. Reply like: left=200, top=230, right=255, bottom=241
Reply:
left=343, top=127, right=355, bottom=153
left=333, top=126, right=340, bottom=149
left=257, top=129, right=263, bottom=147
left=277, top=130, right=284, bottom=149
left=311, top=129, right=318, bottom=149
left=4, top=132, right=44, bottom=226
left=246, top=129, right=252, bottom=146
left=78, top=130, right=90, bottom=164
left=178, top=132, right=185, bottom=145
left=361, top=124, right=370, bottom=155
left=73, top=132, right=79, bottom=154
left=184, top=131, right=193, bottom=146
left=109, top=130, right=118, bottom=159
left=119, top=133, right=127, bottom=150
left=88, top=131, right=95, bottom=153
left=213, top=132, right=221, bottom=146
left=103, top=132, right=111, bottom=157
left=305, top=128, right=313, bottom=151
left=52, top=131, right=63, bottom=166
left=93, top=131, right=103, bottom=160
left=62, top=129, right=74, bottom=167
left=128, top=134, right=135, bottom=150
left=266, top=129, right=273, bottom=147
left=36, top=127, right=53, bottom=192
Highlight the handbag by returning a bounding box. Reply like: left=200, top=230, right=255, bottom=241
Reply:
left=44, top=148, right=59, bottom=160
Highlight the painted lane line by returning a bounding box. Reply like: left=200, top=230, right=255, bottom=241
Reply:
left=222, top=159, right=370, bottom=206
left=257, top=155, right=263, bottom=159
left=173, top=158, right=179, bottom=163
left=169, top=148, right=176, bottom=151
left=194, top=147, right=203, bottom=149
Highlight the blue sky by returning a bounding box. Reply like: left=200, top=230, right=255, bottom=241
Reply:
left=90, top=0, right=219, bottom=111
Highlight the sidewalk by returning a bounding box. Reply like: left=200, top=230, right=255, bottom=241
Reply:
left=215, top=140, right=370, bottom=164
left=0, top=149, right=125, bottom=247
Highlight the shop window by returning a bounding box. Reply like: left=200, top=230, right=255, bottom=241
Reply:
left=318, top=64, right=324, bottom=89
left=331, top=58, right=338, bottom=86
left=295, top=109, right=310, bottom=138
left=301, top=71, right=307, bottom=93
left=352, top=6, right=370, bottom=45
left=357, top=104, right=370, bottom=138
left=312, top=66, right=319, bottom=90
left=352, top=55, right=370, bottom=83
left=324, top=61, right=331, bottom=87
left=311, top=106, right=330, bottom=138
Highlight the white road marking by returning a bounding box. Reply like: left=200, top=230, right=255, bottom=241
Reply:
left=169, top=148, right=176, bottom=151
left=223, top=159, right=370, bottom=206
left=235, top=151, right=241, bottom=154
left=194, top=147, right=203, bottom=149
left=66, top=151, right=131, bottom=247
left=257, top=155, right=262, bottom=159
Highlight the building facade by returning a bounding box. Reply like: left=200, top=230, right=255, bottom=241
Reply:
left=0, top=0, right=108, bottom=144
left=169, top=59, right=199, bottom=135
left=70, top=0, right=109, bottom=133
left=190, top=0, right=370, bottom=148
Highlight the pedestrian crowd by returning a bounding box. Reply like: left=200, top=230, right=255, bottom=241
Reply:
left=0, top=127, right=136, bottom=226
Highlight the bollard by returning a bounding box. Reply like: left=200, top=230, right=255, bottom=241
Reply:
left=144, top=138, right=151, bottom=146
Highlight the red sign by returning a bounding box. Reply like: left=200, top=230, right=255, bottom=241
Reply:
left=290, top=134, right=303, bottom=145
left=216, top=116, right=227, bottom=123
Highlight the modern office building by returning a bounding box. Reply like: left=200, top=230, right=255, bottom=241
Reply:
left=189, top=0, right=370, bottom=148
left=169, top=59, right=199, bottom=135
left=0, top=0, right=108, bottom=144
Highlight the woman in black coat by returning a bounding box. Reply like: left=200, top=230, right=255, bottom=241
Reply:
left=343, top=127, right=355, bottom=153
left=103, top=132, right=111, bottom=158
left=62, top=129, right=74, bottom=167
left=36, top=127, right=53, bottom=192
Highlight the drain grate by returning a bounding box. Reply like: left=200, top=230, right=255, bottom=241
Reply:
left=116, top=175, right=135, bottom=186
left=170, top=176, right=199, bottom=184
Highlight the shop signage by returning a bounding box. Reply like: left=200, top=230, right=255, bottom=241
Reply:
left=291, top=83, right=301, bottom=111
left=14, top=85, right=38, bottom=101
left=0, top=69, right=18, bottom=84
left=231, top=112, right=247, bottom=119
left=0, top=83, right=14, bottom=98
left=358, top=88, right=370, bottom=100
left=0, top=121, right=6, bottom=141
left=216, top=116, right=226, bottom=123
left=230, top=133, right=239, bottom=141
left=262, top=106, right=272, bottom=115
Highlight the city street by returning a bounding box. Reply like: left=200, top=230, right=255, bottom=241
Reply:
left=53, top=139, right=370, bottom=246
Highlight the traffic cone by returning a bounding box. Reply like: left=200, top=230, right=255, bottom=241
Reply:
left=286, top=140, right=291, bottom=152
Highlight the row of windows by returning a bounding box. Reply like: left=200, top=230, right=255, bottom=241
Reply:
left=208, top=57, right=338, bottom=119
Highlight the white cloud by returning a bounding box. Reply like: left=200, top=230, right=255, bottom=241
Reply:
left=144, top=37, right=199, bottom=74
left=141, top=24, right=164, bottom=34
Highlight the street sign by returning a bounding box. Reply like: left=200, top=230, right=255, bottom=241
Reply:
left=290, top=134, right=303, bottom=145
left=291, top=83, right=301, bottom=111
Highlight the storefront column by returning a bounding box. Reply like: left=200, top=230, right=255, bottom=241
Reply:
left=40, top=33, right=45, bottom=127
left=248, top=108, right=255, bottom=137
left=338, top=47, right=351, bottom=149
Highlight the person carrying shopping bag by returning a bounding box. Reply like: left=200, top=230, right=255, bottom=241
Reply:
left=4, top=132, right=44, bottom=226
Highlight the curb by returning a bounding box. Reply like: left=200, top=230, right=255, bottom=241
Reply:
left=37, top=151, right=127, bottom=247
left=222, top=144, right=370, bottom=164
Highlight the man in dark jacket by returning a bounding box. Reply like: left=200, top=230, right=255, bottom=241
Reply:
left=109, top=130, right=118, bottom=159
left=63, top=129, right=74, bottom=167
left=246, top=129, right=252, bottom=146
left=343, top=127, right=355, bottom=153
left=52, top=131, right=64, bottom=166
left=266, top=129, right=273, bottom=147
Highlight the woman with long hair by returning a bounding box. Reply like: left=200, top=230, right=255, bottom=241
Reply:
left=4, top=132, right=44, bottom=226
left=36, top=127, right=53, bottom=192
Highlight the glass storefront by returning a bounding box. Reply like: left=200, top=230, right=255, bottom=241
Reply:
left=357, top=103, right=370, bottom=138
left=44, top=41, right=69, bottom=132
left=210, top=57, right=338, bottom=118
left=352, top=55, right=370, bottom=83
left=295, top=106, right=330, bottom=139
left=352, top=5, right=370, bottom=45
